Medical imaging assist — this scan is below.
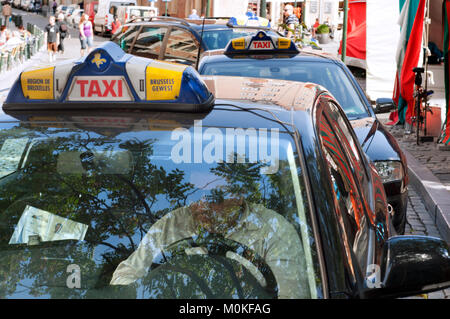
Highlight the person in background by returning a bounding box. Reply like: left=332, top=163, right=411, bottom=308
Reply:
left=0, top=25, right=9, bottom=45
left=283, top=4, right=298, bottom=39
left=56, top=13, right=67, bottom=54
left=312, top=18, right=320, bottom=37
left=148, top=7, right=156, bottom=18
left=188, top=8, right=200, bottom=19
left=111, top=15, right=121, bottom=35
left=17, top=25, right=31, bottom=42
left=2, top=1, right=11, bottom=28
left=44, top=15, right=59, bottom=62
left=79, top=13, right=93, bottom=56
left=52, top=0, right=57, bottom=14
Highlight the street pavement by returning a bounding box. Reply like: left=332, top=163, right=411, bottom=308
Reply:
left=0, top=10, right=449, bottom=299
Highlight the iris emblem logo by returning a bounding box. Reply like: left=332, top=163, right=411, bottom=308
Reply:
left=91, top=53, right=107, bottom=69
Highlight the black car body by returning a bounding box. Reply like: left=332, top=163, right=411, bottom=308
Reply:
left=0, top=43, right=448, bottom=299
left=199, top=41, right=409, bottom=235
left=111, top=16, right=281, bottom=66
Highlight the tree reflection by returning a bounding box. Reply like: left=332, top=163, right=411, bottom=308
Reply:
left=0, top=124, right=314, bottom=299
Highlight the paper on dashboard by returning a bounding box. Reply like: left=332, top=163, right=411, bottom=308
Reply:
left=9, top=205, right=88, bottom=245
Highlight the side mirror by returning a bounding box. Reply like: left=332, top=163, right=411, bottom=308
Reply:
left=374, top=98, right=395, bottom=114
left=368, top=235, right=450, bottom=298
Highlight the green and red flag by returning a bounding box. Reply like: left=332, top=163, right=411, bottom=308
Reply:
left=391, top=0, right=426, bottom=125
left=439, top=0, right=450, bottom=144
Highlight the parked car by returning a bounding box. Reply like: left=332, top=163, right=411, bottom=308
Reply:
left=20, top=0, right=30, bottom=10
left=115, top=5, right=157, bottom=25
left=111, top=16, right=280, bottom=66
left=69, top=8, right=84, bottom=27
left=93, top=0, right=137, bottom=36
left=64, top=4, right=80, bottom=21
left=198, top=31, right=410, bottom=235
left=1, top=41, right=449, bottom=299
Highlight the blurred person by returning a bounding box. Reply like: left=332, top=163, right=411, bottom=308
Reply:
left=2, top=1, right=11, bottom=28
left=110, top=195, right=311, bottom=299
left=0, top=25, right=9, bottom=45
left=148, top=7, right=156, bottom=18
left=52, top=0, right=57, bottom=14
left=111, top=15, right=121, bottom=34
left=79, top=13, right=93, bottom=56
left=17, top=25, right=31, bottom=41
left=312, top=18, right=320, bottom=37
left=283, top=4, right=298, bottom=39
left=188, top=8, right=200, bottom=19
left=44, top=15, right=59, bottom=62
left=56, top=13, right=68, bottom=54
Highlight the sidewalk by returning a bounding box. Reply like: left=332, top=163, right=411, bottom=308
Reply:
left=378, top=113, right=450, bottom=244
left=0, top=9, right=104, bottom=104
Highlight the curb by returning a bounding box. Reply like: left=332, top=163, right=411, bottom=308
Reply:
left=403, top=149, right=450, bottom=244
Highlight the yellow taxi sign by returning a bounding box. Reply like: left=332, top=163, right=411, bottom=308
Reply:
left=278, top=38, right=292, bottom=50
left=21, top=67, right=54, bottom=100
left=225, top=31, right=299, bottom=55
left=231, top=38, right=246, bottom=50
left=145, top=61, right=186, bottom=101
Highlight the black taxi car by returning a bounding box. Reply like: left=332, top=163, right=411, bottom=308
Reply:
left=111, top=15, right=280, bottom=66
left=0, top=42, right=448, bottom=299
left=198, top=32, right=409, bottom=235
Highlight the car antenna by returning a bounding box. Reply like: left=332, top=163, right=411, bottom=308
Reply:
left=195, top=16, right=206, bottom=71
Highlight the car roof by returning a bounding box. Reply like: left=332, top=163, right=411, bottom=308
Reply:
left=123, top=17, right=272, bottom=34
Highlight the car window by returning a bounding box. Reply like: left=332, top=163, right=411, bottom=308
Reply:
left=0, top=117, right=321, bottom=299
left=164, top=28, right=199, bottom=65
left=317, top=102, right=369, bottom=275
left=201, top=29, right=280, bottom=51
left=132, top=26, right=167, bottom=59
left=201, top=60, right=369, bottom=118
left=116, top=25, right=141, bottom=53
left=326, top=100, right=370, bottom=199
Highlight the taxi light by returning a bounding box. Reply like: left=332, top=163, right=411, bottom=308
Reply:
left=228, top=13, right=271, bottom=28
left=224, top=31, right=299, bottom=56
left=3, top=42, right=214, bottom=112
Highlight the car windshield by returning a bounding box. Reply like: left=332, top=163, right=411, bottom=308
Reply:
left=201, top=29, right=280, bottom=51
left=0, top=113, right=320, bottom=299
left=201, top=59, right=369, bottom=118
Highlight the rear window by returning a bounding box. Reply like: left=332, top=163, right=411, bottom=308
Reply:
left=0, top=114, right=321, bottom=299
left=200, top=60, right=369, bottom=119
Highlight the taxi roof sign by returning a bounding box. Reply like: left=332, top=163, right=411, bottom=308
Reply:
left=4, top=42, right=214, bottom=112
left=224, top=31, right=299, bottom=55
left=227, top=13, right=271, bottom=28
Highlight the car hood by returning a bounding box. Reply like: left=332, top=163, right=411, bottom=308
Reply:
left=351, top=116, right=402, bottom=162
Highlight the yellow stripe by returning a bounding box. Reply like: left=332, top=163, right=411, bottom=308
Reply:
left=21, top=67, right=55, bottom=100
left=145, top=61, right=186, bottom=101
left=231, top=38, right=246, bottom=50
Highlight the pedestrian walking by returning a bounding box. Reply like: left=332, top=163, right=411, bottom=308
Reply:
left=56, top=13, right=67, bottom=54
left=283, top=4, right=299, bottom=39
left=52, top=1, right=57, bottom=15
left=44, top=15, right=59, bottom=62
left=2, top=2, right=11, bottom=28
left=79, top=13, right=93, bottom=56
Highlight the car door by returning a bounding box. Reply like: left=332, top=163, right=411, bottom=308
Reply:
left=315, top=94, right=382, bottom=296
